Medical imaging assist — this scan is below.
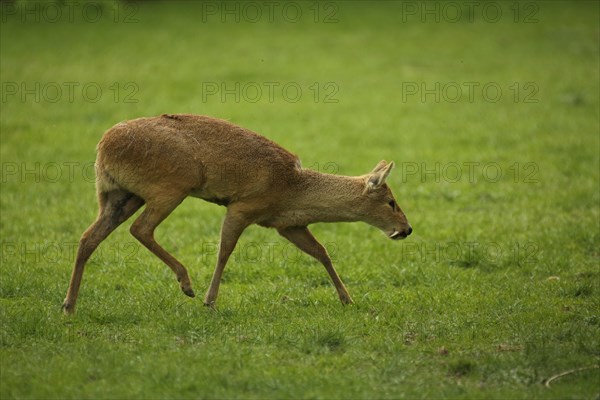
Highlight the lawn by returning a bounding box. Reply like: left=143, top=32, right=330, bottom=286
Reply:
left=1, top=1, right=599, bottom=399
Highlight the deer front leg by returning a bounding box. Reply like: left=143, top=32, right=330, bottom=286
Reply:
left=277, top=226, right=354, bottom=305
left=204, top=210, right=249, bottom=307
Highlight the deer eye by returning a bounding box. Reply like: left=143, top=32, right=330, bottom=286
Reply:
left=388, top=200, right=396, bottom=210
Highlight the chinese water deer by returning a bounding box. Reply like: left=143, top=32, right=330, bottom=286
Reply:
left=62, top=114, right=412, bottom=314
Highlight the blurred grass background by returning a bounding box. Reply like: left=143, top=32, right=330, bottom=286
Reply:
left=1, top=1, right=599, bottom=399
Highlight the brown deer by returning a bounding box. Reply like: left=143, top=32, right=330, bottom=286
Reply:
left=62, top=114, right=412, bottom=314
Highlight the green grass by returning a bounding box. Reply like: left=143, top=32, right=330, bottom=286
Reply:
left=1, top=1, right=599, bottom=398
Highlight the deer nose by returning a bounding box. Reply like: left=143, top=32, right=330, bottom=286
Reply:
left=407, top=226, right=413, bottom=236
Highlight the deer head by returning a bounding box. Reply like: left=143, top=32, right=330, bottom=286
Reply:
left=361, top=160, right=412, bottom=240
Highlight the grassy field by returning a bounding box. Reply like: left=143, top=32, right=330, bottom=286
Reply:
left=1, top=1, right=599, bottom=398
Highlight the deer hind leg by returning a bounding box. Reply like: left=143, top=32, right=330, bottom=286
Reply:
left=277, top=226, right=354, bottom=305
left=63, top=190, right=145, bottom=314
left=129, top=195, right=195, bottom=298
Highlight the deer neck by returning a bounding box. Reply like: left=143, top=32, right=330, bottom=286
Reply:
left=289, top=169, right=366, bottom=224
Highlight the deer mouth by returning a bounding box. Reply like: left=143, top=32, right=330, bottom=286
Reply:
left=389, top=230, right=407, bottom=240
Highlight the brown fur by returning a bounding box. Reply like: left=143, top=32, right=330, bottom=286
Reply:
left=62, top=114, right=412, bottom=314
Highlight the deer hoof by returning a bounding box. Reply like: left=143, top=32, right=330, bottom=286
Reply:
left=182, top=287, right=195, bottom=298
left=61, top=302, right=75, bottom=315
left=203, top=298, right=216, bottom=307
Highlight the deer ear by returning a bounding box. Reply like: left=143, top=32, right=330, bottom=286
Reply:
left=365, top=161, right=394, bottom=192
left=370, top=160, right=388, bottom=174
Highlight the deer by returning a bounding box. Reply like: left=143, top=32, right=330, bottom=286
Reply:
left=62, top=114, right=412, bottom=314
